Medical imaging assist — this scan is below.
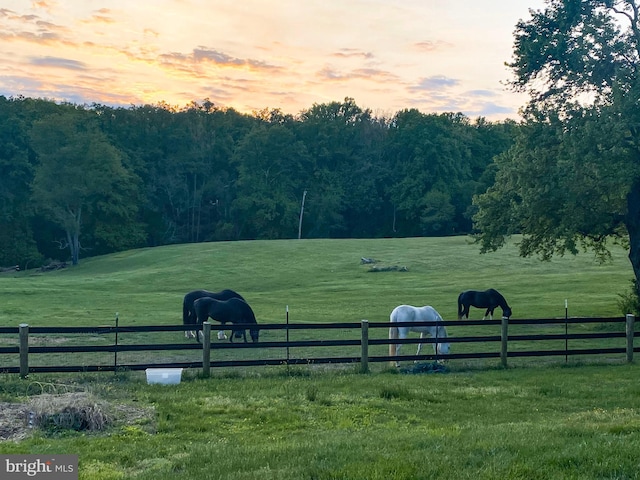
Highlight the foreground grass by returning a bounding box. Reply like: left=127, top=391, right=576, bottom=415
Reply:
left=1, top=364, right=640, bottom=479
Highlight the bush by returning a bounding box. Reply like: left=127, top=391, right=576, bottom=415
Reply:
left=617, top=279, right=640, bottom=317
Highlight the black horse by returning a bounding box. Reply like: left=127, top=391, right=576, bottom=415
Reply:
left=193, top=297, right=259, bottom=343
left=457, top=289, right=512, bottom=320
left=182, top=289, right=245, bottom=339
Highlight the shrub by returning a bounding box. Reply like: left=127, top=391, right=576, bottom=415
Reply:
left=617, top=279, right=640, bottom=317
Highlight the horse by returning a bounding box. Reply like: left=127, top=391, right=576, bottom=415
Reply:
left=192, top=296, right=259, bottom=344
left=457, top=288, right=512, bottom=320
left=388, top=305, right=450, bottom=367
left=182, top=289, right=245, bottom=339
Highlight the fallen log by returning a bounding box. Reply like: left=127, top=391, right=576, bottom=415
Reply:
left=39, top=262, right=67, bottom=272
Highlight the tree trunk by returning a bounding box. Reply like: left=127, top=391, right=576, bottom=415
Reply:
left=66, top=230, right=80, bottom=266
left=626, top=180, right=640, bottom=297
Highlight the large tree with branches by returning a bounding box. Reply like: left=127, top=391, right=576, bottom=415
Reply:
left=473, top=0, right=640, bottom=301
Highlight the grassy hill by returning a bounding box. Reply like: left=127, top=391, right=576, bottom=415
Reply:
left=0, top=236, right=633, bottom=330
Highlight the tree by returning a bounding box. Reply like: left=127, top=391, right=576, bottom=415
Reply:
left=231, top=123, right=312, bottom=239
left=473, top=0, right=640, bottom=298
left=296, top=98, right=387, bottom=238
left=0, top=97, right=43, bottom=267
left=386, top=110, right=480, bottom=236
left=30, top=107, right=142, bottom=265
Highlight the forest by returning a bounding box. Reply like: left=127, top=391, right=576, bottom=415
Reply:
left=0, top=95, right=517, bottom=268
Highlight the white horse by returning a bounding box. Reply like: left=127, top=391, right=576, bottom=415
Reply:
left=389, top=305, right=450, bottom=367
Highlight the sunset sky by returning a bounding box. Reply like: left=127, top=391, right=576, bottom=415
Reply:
left=0, top=1, right=545, bottom=121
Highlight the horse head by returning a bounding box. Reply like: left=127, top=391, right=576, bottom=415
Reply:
left=502, top=306, right=512, bottom=319
left=250, top=327, right=260, bottom=342
left=435, top=325, right=450, bottom=355
left=436, top=341, right=450, bottom=355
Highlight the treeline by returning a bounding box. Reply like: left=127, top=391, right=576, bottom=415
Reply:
left=0, top=96, right=517, bottom=267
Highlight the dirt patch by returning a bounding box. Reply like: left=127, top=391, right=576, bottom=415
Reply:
left=0, top=402, right=30, bottom=442
left=0, top=392, right=156, bottom=442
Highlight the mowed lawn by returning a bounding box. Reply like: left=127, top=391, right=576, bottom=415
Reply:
left=1, top=236, right=639, bottom=479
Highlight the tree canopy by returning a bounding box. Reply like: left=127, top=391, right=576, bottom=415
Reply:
left=473, top=0, right=640, bottom=298
left=0, top=96, right=515, bottom=268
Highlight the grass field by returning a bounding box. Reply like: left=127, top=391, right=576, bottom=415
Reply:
left=1, top=236, right=639, bottom=479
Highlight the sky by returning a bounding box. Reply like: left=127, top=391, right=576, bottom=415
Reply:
left=0, top=0, right=546, bottom=121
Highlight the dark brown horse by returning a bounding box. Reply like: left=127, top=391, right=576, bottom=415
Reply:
left=182, top=289, right=245, bottom=339
left=193, top=297, right=259, bottom=343
left=457, top=289, right=512, bottom=320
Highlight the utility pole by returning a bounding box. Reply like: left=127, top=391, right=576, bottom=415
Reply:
left=298, top=190, right=307, bottom=239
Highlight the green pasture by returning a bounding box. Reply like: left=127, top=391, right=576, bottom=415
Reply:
left=0, top=236, right=634, bottom=369
left=0, top=236, right=633, bottom=327
left=1, top=237, right=640, bottom=479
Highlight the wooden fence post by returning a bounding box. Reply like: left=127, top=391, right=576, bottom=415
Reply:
left=500, top=316, right=509, bottom=368
left=202, top=322, right=212, bottom=378
left=19, top=323, right=29, bottom=378
left=360, top=320, right=369, bottom=373
left=626, top=314, right=635, bottom=363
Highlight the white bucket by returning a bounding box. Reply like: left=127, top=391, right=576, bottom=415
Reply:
left=145, top=368, right=183, bottom=385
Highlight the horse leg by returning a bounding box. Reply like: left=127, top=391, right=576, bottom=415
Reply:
left=395, top=339, right=403, bottom=367
left=185, top=313, right=195, bottom=339
left=415, top=333, right=425, bottom=363
left=389, top=326, right=399, bottom=367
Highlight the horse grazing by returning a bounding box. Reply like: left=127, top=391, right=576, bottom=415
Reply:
left=182, top=289, right=245, bottom=339
left=192, top=297, right=259, bottom=344
left=457, top=288, right=512, bottom=320
left=388, top=305, right=450, bottom=367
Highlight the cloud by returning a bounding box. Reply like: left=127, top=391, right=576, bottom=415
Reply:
left=317, top=66, right=399, bottom=83
left=474, top=103, right=515, bottom=117
left=30, top=56, right=87, bottom=70
left=88, top=11, right=116, bottom=24
left=193, top=48, right=246, bottom=66
left=409, top=76, right=459, bottom=92
left=159, top=47, right=280, bottom=73
left=413, top=40, right=452, bottom=52
left=331, top=49, right=374, bottom=60
left=0, top=9, right=69, bottom=45
left=466, top=89, right=498, bottom=97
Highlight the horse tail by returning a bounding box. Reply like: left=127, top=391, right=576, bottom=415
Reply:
left=457, top=292, right=464, bottom=319
left=389, top=308, right=399, bottom=365
left=182, top=297, right=190, bottom=326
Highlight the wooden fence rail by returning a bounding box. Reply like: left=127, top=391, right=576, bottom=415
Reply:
left=0, top=315, right=636, bottom=377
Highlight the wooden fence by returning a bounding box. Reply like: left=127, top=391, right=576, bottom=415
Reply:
left=0, top=315, right=637, bottom=377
